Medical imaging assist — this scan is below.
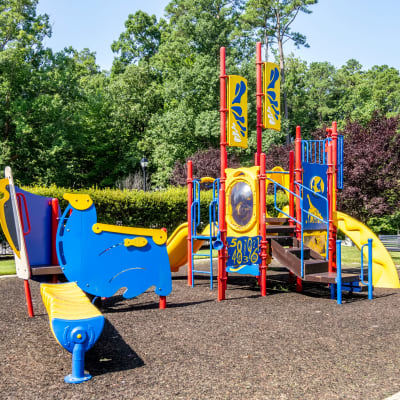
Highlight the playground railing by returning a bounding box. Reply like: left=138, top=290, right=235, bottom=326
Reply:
left=267, top=178, right=329, bottom=278
left=301, top=136, right=344, bottom=190
left=360, top=239, right=373, bottom=300
left=335, top=239, right=373, bottom=305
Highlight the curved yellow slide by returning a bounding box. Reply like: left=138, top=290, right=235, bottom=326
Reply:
left=334, top=211, right=400, bottom=288
left=167, top=223, right=213, bottom=272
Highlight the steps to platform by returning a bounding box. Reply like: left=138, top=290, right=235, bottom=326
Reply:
left=266, top=225, right=296, bottom=234
left=267, top=224, right=359, bottom=286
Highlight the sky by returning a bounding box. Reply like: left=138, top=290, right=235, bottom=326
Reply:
left=36, top=0, right=400, bottom=72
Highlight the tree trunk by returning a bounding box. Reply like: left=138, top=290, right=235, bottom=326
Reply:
left=276, top=9, right=290, bottom=144
left=264, top=17, right=269, bottom=62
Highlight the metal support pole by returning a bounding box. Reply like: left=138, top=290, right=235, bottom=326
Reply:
left=256, top=42, right=263, bottom=166
left=336, top=240, right=342, bottom=305
left=368, top=238, right=373, bottom=300
left=327, top=142, right=334, bottom=273
left=218, top=47, right=227, bottom=301
left=259, top=153, right=267, bottom=296
left=294, top=126, right=303, bottom=292
left=187, top=160, right=193, bottom=286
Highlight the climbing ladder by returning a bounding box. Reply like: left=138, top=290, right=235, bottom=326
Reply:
left=190, top=178, right=220, bottom=289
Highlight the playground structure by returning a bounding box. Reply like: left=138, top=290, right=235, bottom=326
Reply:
left=183, top=43, right=400, bottom=303
left=0, top=42, right=399, bottom=383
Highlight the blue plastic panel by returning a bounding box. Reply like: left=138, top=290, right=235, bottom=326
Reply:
left=226, top=236, right=261, bottom=267
left=57, top=203, right=172, bottom=299
left=302, top=163, right=328, bottom=231
left=15, top=187, right=53, bottom=266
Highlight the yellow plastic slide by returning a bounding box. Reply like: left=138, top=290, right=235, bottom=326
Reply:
left=167, top=223, right=214, bottom=272
left=334, top=211, right=400, bottom=288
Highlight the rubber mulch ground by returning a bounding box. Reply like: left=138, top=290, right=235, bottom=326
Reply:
left=1, top=262, right=400, bottom=400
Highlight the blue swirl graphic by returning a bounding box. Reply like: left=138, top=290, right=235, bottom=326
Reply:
left=267, top=67, right=280, bottom=121
left=231, top=81, right=247, bottom=139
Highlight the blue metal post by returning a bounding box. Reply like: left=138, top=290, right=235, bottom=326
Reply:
left=336, top=240, right=342, bottom=305
left=330, top=283, right=335, bottom=300
left=368, top=238, right=373, bottom=300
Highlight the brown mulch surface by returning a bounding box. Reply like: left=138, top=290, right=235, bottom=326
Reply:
left=1, top=261, right=400, bottom=400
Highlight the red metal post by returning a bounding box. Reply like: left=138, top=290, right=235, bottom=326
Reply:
left=24, top=280, right=34, bottom=317
left=259, top=153, right=267, bottom=296
left=256, top=42, right=263, bottom=166
left=294, top=126, right=303, bottom=292
left=327, top=141, right=334, bottom=273
left=159, top=296, right=167, bottom=309
left=289, top=150, right=295, bottom=227
left=218, top=47, right=228, bottom=301
left=294, top=126, right=302, bottom=240
left=51, top=198, right=60, bottom=266
left=187, top=160, right=193, bottom=286
left=331, top=121, right=338, bottom=270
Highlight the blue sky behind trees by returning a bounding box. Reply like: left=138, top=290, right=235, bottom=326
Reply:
left=37, top=0, right=400, bottom=71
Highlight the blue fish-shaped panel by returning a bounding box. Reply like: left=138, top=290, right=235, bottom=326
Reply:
left=56, top=199, right=172, bottom=299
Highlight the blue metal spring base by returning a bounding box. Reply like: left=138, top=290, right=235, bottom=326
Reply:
left=64, top=342, right=92, bottom=384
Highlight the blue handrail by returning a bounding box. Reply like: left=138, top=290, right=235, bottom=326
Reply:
left=267, top=178, right=329, bottom=278
left=336, top=240, right=342, bottom=305
left=360, top=238, right=373, bottom=300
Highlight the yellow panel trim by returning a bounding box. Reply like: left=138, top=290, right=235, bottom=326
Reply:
left=63, top=193, right=93, bottom=211
left=124, top=237, right=148, bottom=248
left=225, top=166, right=260, bottom=237
left=0, top=178, right=20, bottom=258
left=93, top=223, right=167, bottom=245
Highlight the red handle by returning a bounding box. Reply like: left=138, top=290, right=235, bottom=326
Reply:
left=16, top=193, right=31, bottom=235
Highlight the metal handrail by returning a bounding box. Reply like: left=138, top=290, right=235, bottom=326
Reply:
left=267, top=178, right=329, bottom=278
left=360, top=238, right=373, bottom=300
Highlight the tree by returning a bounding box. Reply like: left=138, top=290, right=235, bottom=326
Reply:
left=0, top=0, right=51, bottom=177
left=337, top=114, right=400, bottom=233
left=135, top=0, right=245, bottom=186
left=242, top=0, right=318, bottom=143
left=111, top=10, right=165, bottom=74
left=170, top=147, right=240, bottom=186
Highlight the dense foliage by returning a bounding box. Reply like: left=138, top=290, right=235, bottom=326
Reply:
left=338, top=115, right=400, bottom=234
left=1, top=0, right=400, bottom=231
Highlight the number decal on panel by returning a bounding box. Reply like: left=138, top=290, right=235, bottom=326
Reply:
left=226, top=236, right=261, bottom=266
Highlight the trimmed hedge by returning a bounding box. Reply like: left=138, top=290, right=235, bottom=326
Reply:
left=23, top=185, right=289, bottom=235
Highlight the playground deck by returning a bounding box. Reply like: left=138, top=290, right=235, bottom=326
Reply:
left=1, top=261, right=400, bottom=400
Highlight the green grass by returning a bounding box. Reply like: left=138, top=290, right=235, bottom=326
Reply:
left=340, top=246, right=400, bottom=267
left=0, top=258, right=16, bottom=276
left=194, top=249, right=218, bottom=259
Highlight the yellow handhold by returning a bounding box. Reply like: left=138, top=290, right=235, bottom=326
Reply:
left=64, top=193, right=93, bottom=211
left=93, top=223, right=167, bottom=245
left=124, top=237, right=148, bottom=248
